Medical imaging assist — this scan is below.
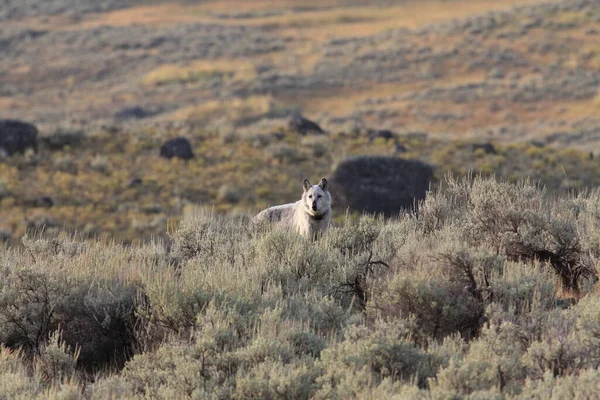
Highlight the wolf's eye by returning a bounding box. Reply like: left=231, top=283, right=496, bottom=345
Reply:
left=308, top=195, right=313, bottom=199
left=317, top=195, right=322, bottom=198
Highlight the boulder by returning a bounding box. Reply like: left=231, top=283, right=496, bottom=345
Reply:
left=368, top=129, right=396, bottom=142
left=0, top=120, right=38, bottom=156
left=24, top=196, right=54, bottom=208
left=114, top=106, right=157, bottom=121
left=160, top=137, right=194, bottom=160
left=330, top=156, right=433, bottom=216
left=40, top=129, right=83, bottom=150
left=128, top=178, right=143, bottom=188
left=288, top=113, right=324, bottom=135
left=394, top=144, right=407, bottom=153
left=271, top=132, right=286, bottom=140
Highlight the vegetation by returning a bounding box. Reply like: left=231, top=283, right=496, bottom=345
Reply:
left=3, top=0, right=600, bottom=245
left=3, top=0, right=600, bottom=395
left=3, top=125, right=600, bottom=244
left=1, top=176, right=600, bottom=398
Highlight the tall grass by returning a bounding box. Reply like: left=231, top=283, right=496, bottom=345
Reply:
left=2, top=176, right=600, bottom=398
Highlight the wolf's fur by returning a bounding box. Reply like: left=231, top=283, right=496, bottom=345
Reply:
left=254, top=177, right=332, bottom=239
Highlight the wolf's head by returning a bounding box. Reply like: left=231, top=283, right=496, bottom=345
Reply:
left=302, top=178, right=331, bottom=217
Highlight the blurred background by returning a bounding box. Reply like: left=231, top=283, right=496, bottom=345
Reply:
left=1, top=0, right=600, bottom=244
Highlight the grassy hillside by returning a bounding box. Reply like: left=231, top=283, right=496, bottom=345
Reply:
left=3, top=124, right=600, bottom=244
left=2, top=0, right=600, bottom=244
left=2, top=176, right=600, bottom=398
left=3, top=1, right=600, bottom=397
left=3, top=0, right=600, bottom=142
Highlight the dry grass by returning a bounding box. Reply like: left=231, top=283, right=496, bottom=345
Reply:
left=167, top=95, right=274, bottom=124
left=4, top=0, right=600, bottom=242
left=142, top=59, right=257, bottom=87
left=6, top=0, right=598, bottom=141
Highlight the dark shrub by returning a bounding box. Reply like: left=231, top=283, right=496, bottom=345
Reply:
left=0, top=265, right=138, bottom=373
left=369, top=275, right=485, bottom=342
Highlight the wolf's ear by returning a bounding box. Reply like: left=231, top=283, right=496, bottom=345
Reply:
left=303, top=179, right=312, bottom=191
left=318, top=178, right=328, bottom=191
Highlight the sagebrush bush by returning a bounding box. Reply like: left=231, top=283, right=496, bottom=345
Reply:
left=434, top=322, right=528, bottom=395
left=34, top=329, right=78, bottom=385
left=234, top=359, right=321, bottom=400
left=266, top=143, right=303, bottom=163
left=317, top=319, right=438, bottom=396
left=520, top=369, right=600, bottom=399
left=2, top=176, right=600, bottom=397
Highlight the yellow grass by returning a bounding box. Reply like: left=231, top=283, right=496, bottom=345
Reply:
left=168, top=95, right=274, bottom=124
left=142, top=59, right=257, bottom=87
left=41, top=0, right=548, bottom=39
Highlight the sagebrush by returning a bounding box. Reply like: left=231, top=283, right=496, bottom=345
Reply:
left=2, top=176, right=600, bottom=398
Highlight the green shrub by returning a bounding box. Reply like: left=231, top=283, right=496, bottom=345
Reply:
left=317, top=319, right=437, bottom=398
left=267, top=144, right=303, bottom=163
left=4, top=176, right=600, bottom=397
left=523, top=295, right=600, bottom=379
left=1, top=236, right=139, bottom=372
left=519, top=369, right=600, bottom=400
left=369, top=273, right=485, bottom=341
left=434, top=323, right=527, bottom=396
left=119, top=343, right=210, bottom=398
left=34, top=329, right=78, bottom=385
left=256, top=230, right=337, bottom=296
left=234, top=360, right=321, bottom=400
left=463, top=178, right=594, bottom=292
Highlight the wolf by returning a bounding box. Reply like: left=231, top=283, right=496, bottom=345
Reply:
left=253, top=177, right=332, bottom=240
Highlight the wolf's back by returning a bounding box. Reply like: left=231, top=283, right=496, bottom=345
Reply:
left=253, top=203, right=297, bottom=224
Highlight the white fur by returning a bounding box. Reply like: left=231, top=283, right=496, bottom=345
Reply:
left=253, top=178, right=332, bottom=239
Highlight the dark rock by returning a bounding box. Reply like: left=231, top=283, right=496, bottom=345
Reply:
left=128, top=178, right=143, bottom=188
left=530, top=140, right=545, bottom=148
left=142, top=204, right=163, bottom=214
left=0, top=230, right=11, bottom=242
left=24, top=196, right=54, bottom=208
left=330, top=156, right=433, bottom=216
left=368, top=129, right=396, bottom=143
left=0, top=120, right=38, bottom=156
left=114, top=106, right=158, bottom=121
left=272, top=132, right=286, bottom=140
left=40, top=129, right=83, bottom=150
left=160, top=137, right=194, bottom=160
left=395, top=144, right=407, bottom=153
left=470, top=143, right=497, bottom=155
left=288, top=113, right=324, bottom=135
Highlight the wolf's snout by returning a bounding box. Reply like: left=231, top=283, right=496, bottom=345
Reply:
left=312, top=202, right=317, bottom=211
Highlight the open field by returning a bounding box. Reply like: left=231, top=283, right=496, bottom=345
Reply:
left=4, top=1, right=600, bottom=398
left=2, top=0, right=600, bottom=243
left=3, top=0, right=600, bottom=145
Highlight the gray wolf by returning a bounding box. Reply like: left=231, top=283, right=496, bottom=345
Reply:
left=253, top=177, right=332, bottom=239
